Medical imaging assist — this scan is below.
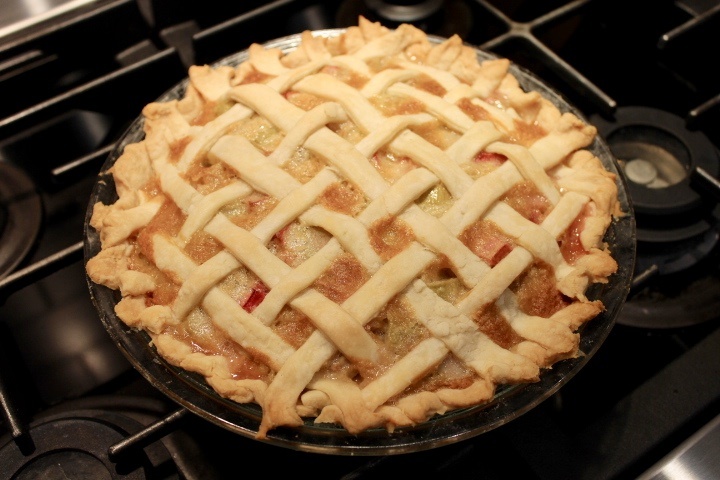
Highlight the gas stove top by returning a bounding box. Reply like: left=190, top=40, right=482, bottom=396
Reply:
left=0, top=1, right=719, bottom=479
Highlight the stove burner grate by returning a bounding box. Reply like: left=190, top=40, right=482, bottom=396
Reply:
left=0, top=396, right=187, bottom=480
left=0, top=162, right=42, bottom=280
left=592, top=106, right=719, bottom=247
left=592, top=106, right=720, bottom=327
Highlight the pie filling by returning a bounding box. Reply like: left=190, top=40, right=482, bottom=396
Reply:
left=87, top=17, right=621, bottom=438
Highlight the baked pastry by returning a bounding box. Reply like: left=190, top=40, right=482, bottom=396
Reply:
left=86, top=17, right=621, bottom=438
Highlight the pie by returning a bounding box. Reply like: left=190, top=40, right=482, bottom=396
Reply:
left=86, top=17, right=621, bottom=438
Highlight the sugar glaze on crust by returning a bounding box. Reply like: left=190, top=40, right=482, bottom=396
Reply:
left=87, top=17, right=620, bottom=438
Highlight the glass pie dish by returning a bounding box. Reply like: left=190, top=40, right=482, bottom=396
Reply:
left=84, top=29, right=636, bottom=455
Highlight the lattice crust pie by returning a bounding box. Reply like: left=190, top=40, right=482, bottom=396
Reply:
left=87, top=18, right=621, bottom=438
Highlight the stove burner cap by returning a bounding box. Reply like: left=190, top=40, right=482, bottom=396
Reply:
left=365, top=0, right=443, bottom=22
left=0, top=162, right=42, bottom=279
left=592, top=106, right=720, bottom=244
left=336, top=0, right=473, bottom=39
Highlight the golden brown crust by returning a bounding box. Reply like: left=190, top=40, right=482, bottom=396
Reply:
left=86, top=17, right=621, bottom=438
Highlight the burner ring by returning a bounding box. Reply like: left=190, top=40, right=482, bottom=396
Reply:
left=594, top=106, right=718, bottom=214
left=0, top=162, right=43, bottom=279
left=593, top=107, right=719, bottom=214
left=0, top=409, right=172, bottom=479
left=592, top=106, right=720, bottom=243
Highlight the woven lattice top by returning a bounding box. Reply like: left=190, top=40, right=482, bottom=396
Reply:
left=87, top=18, right=620, bottom=437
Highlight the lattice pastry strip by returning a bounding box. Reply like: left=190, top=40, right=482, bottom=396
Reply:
left=266, top=102, right=348, bottom=165
left=457, top=248, right=535, bottom=315
left=291, top=73, right=475, bottom=196
left=203, top=214, right=378, bottom=365
left=166, top=128, right=452, bottom=374
left=179, top=182, right=252, bottom=243
left=484, top=202, right=573, bottom=282
left=143, top=134, right=382, bottom=366
left=444, top=120, right=505, bottom=165
left=86, top=19, right=621, bottom=438
left=252, top=195, right=573, bottom=434
left=176, top=104, right=253, bottom=171
left=398, top=205, right=490, bottom=286
left=279, top=247, right=442, bottom=423
left=403, top=280, right=540, bottom=383
left=230, top=83, right=388, bottom=199
left=487, top=142, right=561, bottom=205
left=443, top=84, right=518, bottom=133
left=251, top=167, right=438, bottom=324
left=251, top=169, right=340, bottom=245
left=152, top=235, right=295, bottom=371
left=440, top=161, right=528, bottom=235
left=386, top=82, right=475, bottom=132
